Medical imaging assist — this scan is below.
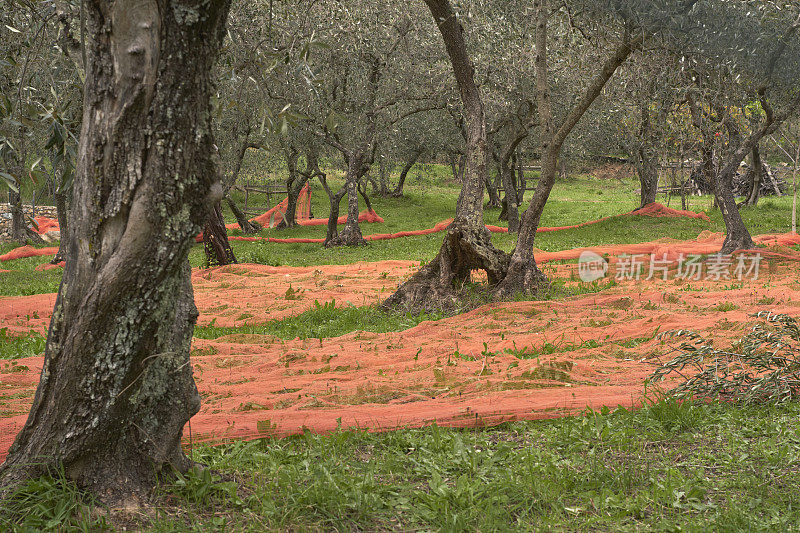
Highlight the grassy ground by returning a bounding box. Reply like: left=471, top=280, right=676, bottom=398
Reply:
left=3, top=400, right=800, bottom=531
left=1, top=162, right=799, bottom=531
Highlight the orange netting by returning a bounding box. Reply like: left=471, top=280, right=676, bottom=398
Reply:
left=226, top=203, right=716, bottom=245
left=0, top=246, right=59, bottom=262
left=35, top=262, right=65, bottom=271
left=5, top=202, right=712, bottom=256
left=2, top=233, right=800, bottom=461
left=31, top=216, right=60, bottom=234
left=534, top=231, right=800, bottom=264
left=237, top=184, right=313, bottom=230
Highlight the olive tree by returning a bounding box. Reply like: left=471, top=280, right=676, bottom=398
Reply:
left=0, top=0, right=232, bottom=505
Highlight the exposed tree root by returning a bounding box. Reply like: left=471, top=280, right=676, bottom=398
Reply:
left=325, top=223, right=367, bottom=247
left=491, top=256, right=548, bottom=300
left=383, top=221, right=509, bottom=313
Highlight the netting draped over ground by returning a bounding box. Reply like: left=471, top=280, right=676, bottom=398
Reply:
left=2, top=233, right=800, bottom=460
left=7, top=193, right=718, bottom=253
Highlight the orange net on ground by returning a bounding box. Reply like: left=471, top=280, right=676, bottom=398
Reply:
left=32, top=216, right=60, bottom=234
left=0, top=246, right=59, bottom=262
left=2, top=233, right=799, bottom=461
left=534, top=231, right=800, bottom=264
left=227, top=203, right=718, bottom=245
left=4, top=202, right=714, bottom=256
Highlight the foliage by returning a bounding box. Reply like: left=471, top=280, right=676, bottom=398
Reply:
left=649, top=312, right=800, bottom=404
left=194, top=299, right=442, bottom=340
left=0, top=327, right=45, bottom=359
left=0, top=470, right=109, bottom=532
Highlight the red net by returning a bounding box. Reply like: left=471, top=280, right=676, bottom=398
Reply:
left=0, top=246, right=59, bottom=262
left=32, top=216, right=60, bottom=234
left=2, top=232, right=799, bottom=461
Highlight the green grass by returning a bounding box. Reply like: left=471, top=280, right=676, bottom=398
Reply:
left=3, top=162, right=800, bottom=531
left=194, top=300, right=442, bottom=340
left=6, top=399, right=800, bottom=531
left=0, top=328, right=46, bottom=359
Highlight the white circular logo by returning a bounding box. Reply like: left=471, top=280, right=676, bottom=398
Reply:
left=578, top=251, right=608, bottom=282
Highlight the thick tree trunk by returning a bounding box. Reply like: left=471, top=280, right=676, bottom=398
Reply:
left=743, top=146, right=763, bottom=206
left=377, top=157, right=393, bottom=197
left=449, top=152, right=459, bottom=182
left=391, top=149, right=422, bottom=197
left=277, top=146, right=300, bottom=229
left=501, top=163, right=520, bottom=232
left=385, top=0, right=509, bottom=312
left=226, top=196, right=261, bottom=234
left=204, top=202, right=237, bottom=266
left=278, top=148, right=323, bottom=230
left=714, top=115, right=782, bottom=253
left=484, top=173, right=501, bottom=208
left=327, top=156, right=367, bottom=247
left=498, top=135, right=530, bottom=231
left=636, top=104, right=659, bottom=208
left=715, top=168, right=755, bottom=253
left=320, top=174, right=348, bottom=247
left=0, top=0, right=231, bottom=504
left=516, top=156, right=527, bottom=203
left=382, top=220, right=509, bottom=311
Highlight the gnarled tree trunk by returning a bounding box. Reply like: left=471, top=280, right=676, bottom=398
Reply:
left=384, top=0, right=509, bottom=312
left=327, top=153, right=367, bottom=247
left=226, top=196, right=261, bottom=234
left=636, top=103, right=660, bottom=208
left=204, top=202, right=237, bottom=266
left=743, top=145, right=764, bottom=206
left=277, top=145, right=302, bottom=229
left=0, top=0, right=232, bottom=505
left=9, top=187, right=26, bottom=243
left=51, top=188, right=70, bottom=264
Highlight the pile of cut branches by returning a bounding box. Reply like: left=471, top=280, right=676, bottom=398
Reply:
left=648, top=312, right=800, bottom=404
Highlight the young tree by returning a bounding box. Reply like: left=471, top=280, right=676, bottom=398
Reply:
left=0, top=0, right=232, bottom=505
left=772, top=122, right=800, bottom=234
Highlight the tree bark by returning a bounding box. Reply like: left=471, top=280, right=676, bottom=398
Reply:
left=494, top=0, right=641, bottom=298
left=743, top=145, right=763, bottom=206
left=319, top=172, right=348, bottom=247
left=377, top=157, right=393, bottom=196
left=635, top=103, right=659, bottom=208
left=391, top=149, right=422, bottom=197
left=0, top=0, right=232, bottom=505
left=384, top=0, right=508, bottom=312
left=8, top=187, right=26, bottom=243
left=712, top=94, right=798, bottom=253
left=277, top=145, right=301, bottom=229
left=498, top=131, right=531, bottom=231
left=226, top=196, right=261, bottom=234
left=51, top=188, right=70, bottom=264
left=484, top=173, right=501, bottom=208
left=204, top=202, right=237, bottom=266
left=326, top=153, right=367, bottom=247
